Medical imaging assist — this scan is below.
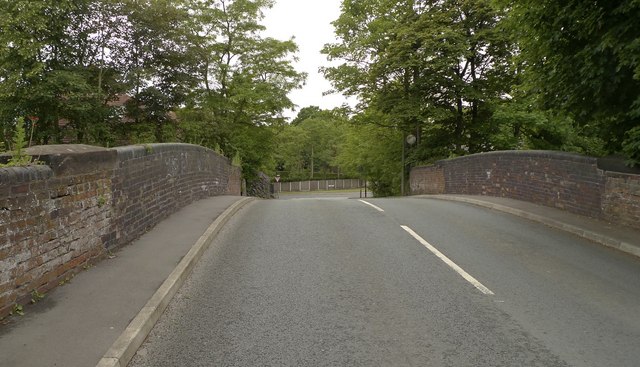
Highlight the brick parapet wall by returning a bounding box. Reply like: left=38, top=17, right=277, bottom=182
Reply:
left=107, top=144, right=235, bottom=248
left=409, top=166, right=444, bottom=195
left=0, top=162, right=112, bottom=316
left=410, top=151, right=639, bottom=229
left=0, top=143, right=241, bottom=317
left=602, top=172, right=640, bottom=229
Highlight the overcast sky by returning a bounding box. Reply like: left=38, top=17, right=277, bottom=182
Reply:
left=262, top=0, right=355, bottom=119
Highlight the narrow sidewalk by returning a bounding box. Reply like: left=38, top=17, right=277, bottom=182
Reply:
left=418, top=195, right=640, bottom=259
left=0, top=195, right=251, bottom=367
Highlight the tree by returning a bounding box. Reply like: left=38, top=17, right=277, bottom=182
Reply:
left=183, top=0, right=305, bottom=177
left=335, top=112, right=403, bottom=196
left=273, top=124, right=309, bottom=176
left=0, top=0, right=305, bottom=177
left=500, top=0, right=640, bottom=164
left=322, top=0, right=515, bottom=193
left=322, top=0, right=514, bottom=161
left=117, top=0, right=199, bottom=143
left=274, top=107, right=349, bottom=180
left=0, top=0, right=132, bottom=146
left=291, top=106, right=322, bottom=125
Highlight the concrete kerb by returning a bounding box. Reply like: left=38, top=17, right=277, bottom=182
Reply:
left=96, top=196, right=256, bottom=367
left=420, top=195, right=640, bottom=259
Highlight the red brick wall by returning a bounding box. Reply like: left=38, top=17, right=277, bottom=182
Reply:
left=106, top=144, right=239, bottom=248
left=0, top=143, right=241, bottom=317
left=602, top=173, right=640, bottom=229
left=409, top=165, right=445, bottom=195
left=410, top=151, right=640, bottom=229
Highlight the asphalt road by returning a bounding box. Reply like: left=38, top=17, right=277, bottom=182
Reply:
left=129, top=196, right=640, bottom=367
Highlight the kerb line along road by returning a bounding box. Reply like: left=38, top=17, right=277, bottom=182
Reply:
left=129, top=193, right=640, bottom=367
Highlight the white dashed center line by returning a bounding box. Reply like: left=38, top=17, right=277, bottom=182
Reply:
left=401, top=225, right=495, bottom=295
left=359, top=200, right=385, bottom=212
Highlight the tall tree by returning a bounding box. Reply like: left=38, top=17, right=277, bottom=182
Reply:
left=0, top=0, right=133, bottom=146
left=335, top=111, right=403, bottom=196
left=0, top=0, right=305, bottom=177
left=323, top=0, right=514, bottom=159
left=275, top=107, right=349, bottom=180
left=118, top=0, right=199, bottom=143
left=500, top=0, right=640, bottom=165
left=322, top=0, right=514, bottom=193
left=184, top=0, right=305, bottom=176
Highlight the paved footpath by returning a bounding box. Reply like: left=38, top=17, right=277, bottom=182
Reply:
left=421, top=195, right=640, bottom=259
left=0, top=195, right=252, bottom=367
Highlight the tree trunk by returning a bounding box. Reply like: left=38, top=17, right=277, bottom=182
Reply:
left=311, top=145, right=314, bottom=179
left=456, top=96, right=464, bottom=154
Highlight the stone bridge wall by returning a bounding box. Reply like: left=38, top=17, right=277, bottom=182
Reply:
left=410, top=151, right=640, bottom=230
left=0, top=143, right=241, bottom=317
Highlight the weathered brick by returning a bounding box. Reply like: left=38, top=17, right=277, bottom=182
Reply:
left=411, top=151, right=638, bottom=230
left=1, top=143, right=241, bottom=317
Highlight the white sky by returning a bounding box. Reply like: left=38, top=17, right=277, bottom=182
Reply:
left=262, top=0, right=355, bottom=120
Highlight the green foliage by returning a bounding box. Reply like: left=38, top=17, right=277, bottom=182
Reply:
left=0, top=0, right=304, bottom=181
left=0, top=0, right=123, bottom=145
left=176, top=0, right=305, bottom=176
left=489, top=98, right=607, bottom=156
left=499, top=0, right=640, bottom=162
left=10, top=304, right=24, bottom=316
left=320, top=0, right=640, bottom=190
left=58, top=273, right=75, bottom=286
left=291, top=106, right=325, bottom=125
left=232, top=152, right=243, bottom=167
left=321, top=0, right=519, bottom=194
left=622, top=127, right=640, bottom=167
left=323, top=0, right=514, bottom=157
left=274, top=124, right=309, bottom=176
left=320, top=0, right=520, bottom=187
left=335, top=119, right=402, bottom=197
left=275, top=107, right=349, bottom=180
left=30, top=290, right=45, bottom=304
left=4, top=0, right=634, bottom=183
left=1, top=118, right=34, bottom=167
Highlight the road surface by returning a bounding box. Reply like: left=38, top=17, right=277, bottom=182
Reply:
left=129, top=196, right=640, bottom=366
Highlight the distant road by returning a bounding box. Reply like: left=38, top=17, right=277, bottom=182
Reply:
left=129, top=196, right=640, bottom=367
left=276, top=189, right=366, bottom=200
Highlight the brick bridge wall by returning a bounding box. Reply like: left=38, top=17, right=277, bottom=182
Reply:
left=410, top=150, right=640, bottom=230
left=0, top=143, right=241, bottom=317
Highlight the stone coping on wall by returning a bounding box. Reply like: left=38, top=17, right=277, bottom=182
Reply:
left=0, top=164, right=53, bottom=184
left=3, top=143, right=227, bottom=168
left=113, top=143, right=216, bottom=161
left=423, top=150, right=598, bottom=167
left=419, top=150, right=639, bottom=175
left=20, top=144, right=117, bottom=176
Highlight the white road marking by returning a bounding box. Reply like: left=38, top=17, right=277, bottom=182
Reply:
left=359, top=200, right=385, bottom=212
left=401, top=225, right=495, bottom=296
